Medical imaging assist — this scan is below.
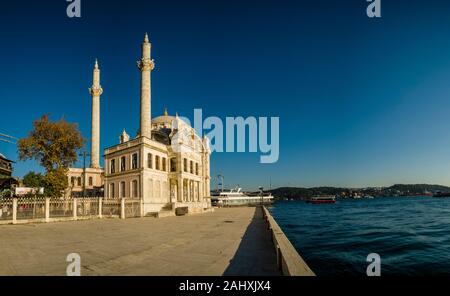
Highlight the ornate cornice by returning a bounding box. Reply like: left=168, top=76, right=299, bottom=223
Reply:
left=137, top=58, right=155, bottom=71
left=89, top=86, right=103, bottom=96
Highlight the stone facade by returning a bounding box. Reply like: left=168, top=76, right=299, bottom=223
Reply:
left=104, top=115, right=211, bottom=215
left=103, top=34, right=212, bottom=216
left=67, top=167, right=104, bottom=197
left=68, top=34, right=212, bottom=216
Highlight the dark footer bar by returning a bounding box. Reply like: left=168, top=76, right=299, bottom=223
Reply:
left=0, top=276, right=444, bottom=295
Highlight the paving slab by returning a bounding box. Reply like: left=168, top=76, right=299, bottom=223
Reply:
left=0, top=207, right=280, bottom=276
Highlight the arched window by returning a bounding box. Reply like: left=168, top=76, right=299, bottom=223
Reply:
left=120, top=181, right=126, bottom=198
left=170, top=158, right=177, bottom=172
left=132, top=180, right=138, bottom=198
left=155, top=155, right=160, bottom=170
left=77, top=177, right=82, bottom=186
left=109, top=183, right=115, bottom=198
left=147, top=153, right=153, bottom=169
left=162, top=158, right=166, bottom=171
left=132, top=153, right=139, bottom=170
left=120, top=156, right=126, bottom=172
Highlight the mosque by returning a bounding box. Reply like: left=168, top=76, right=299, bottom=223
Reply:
left=68, top=34, right=212, bottom=216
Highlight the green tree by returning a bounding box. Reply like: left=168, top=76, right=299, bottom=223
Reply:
left=43, top=168, right=69, bottom=197
left=17, top=115, right=84, bottom=197
left=22, top=171, right=46, bottom=188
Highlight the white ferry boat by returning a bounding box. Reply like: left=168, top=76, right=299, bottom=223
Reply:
left=211, top=187, right=274, bottom=207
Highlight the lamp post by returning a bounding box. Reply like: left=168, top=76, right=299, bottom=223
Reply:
left=259, top=186, right=264, bottom=206
left=79, top=151, right=90, bottom=197
left=215, top=174, right=224, bottom=193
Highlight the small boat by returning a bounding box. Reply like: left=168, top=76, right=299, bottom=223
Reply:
left=306, top=195, right=336, bottom=204
left=433, top=192, right=450, bottom=198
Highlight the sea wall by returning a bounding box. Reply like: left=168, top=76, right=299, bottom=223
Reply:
left=262, top=206, right=315, bottom=276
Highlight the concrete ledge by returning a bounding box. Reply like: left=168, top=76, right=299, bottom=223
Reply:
left=262, top=206, right=315, bottom=276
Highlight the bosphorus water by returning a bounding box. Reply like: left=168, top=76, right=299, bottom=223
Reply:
left=269, top=197, right=450, bottom=276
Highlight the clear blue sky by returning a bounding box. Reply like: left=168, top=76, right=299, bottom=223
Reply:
left=2, top=0, right=450, bottom=190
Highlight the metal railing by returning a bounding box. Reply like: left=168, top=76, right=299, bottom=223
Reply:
left=125, top=199, right=141, bottom=218
left=77, top=198, right=99, bottom=217
left=0, top=198, right=13, bottom=220
left=0, top=197, right=143, bottom=225
left=16, top=197, right=46, bottom=220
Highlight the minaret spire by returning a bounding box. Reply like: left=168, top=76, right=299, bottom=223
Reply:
left=89, top=59, right=103, bottom=168
left=137, top=33, right=155, bottom=138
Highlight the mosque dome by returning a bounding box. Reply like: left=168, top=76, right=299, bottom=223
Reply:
left=151, top=107, right=176, bottom=129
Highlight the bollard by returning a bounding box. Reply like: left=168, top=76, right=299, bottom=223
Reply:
left=45, top=197, right=50, bottom=222
left=98, top=197, right=103, bottom=218
left=12, top=198, right=17, bottom=224
left=73, top=198, right=77, bottom=220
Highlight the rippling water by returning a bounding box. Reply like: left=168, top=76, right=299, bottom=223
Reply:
left=269, top=197, right=450, bottom=276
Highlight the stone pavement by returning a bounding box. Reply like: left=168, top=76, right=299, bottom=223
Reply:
left=0, top=207, right=280, bottom=276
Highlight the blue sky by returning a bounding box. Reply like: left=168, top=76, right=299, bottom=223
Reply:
left=2, top=0, right=450, bottom=190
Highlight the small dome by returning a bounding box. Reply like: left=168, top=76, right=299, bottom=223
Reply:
left=152, top=115, right=175, bottom=126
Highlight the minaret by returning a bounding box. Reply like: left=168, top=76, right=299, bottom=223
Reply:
left=89, top=59, right=103, bottom=168
left=137, top=33, right=155, bottom=138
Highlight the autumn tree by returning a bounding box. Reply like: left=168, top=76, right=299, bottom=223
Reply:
left=17, top=115, right=84, bottom=197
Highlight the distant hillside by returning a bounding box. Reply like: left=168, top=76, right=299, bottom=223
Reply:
left=268, top=184, right=450, bottom=200
left=268, top=187, right=346, bottom=199
left=389, top=184, right=450, bottom=193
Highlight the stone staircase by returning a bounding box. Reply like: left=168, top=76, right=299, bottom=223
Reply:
left=157, top=203, right=175, bottom=218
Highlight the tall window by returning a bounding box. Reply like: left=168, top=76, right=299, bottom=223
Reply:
left=110, top=183, right=115, bottom=198
left=77, top=177, right=82, bottom=186
left=155, top=155, right=160, bottom=170
left=195, top=163, right=199, bottom=175
left=170, top=158, right=177, bottom=172
left=120, top=156, right=126, bottom=172
left=71, top=177, right=75, bottom=186
left=162, top=158, right=166, bottom=171
left=132, top=153, right=138, bottom=170
left=120, top=181, right=126, bottom=198
left=110, top=159, right=116, bottom=174
left=147, top=153, right=153, bottom=169
left=132, top=180, right=138, bottom=198
left=183, top=158, right=187, bottom=172
left=190, top=161, right=193, bottom=174
left=88, top=177, right=93, bottom=186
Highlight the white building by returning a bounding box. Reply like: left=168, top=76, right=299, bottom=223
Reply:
left=103, top=34, right=212, bottom=216
left=67, top=59, right=104, bottom=197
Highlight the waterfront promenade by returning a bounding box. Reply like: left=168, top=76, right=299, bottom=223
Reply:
left=0, top=207, right=281, bottom=276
